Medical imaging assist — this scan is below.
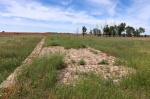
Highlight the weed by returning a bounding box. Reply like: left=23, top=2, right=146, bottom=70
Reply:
left=81, top=44, right=87, bottom=48
left=98, top=59, right=109, bottom=65
left=78, top=60, right=86, bottom=65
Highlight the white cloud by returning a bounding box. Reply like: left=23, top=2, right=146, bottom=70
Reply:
left=87, top=0, right=112, bottom=5
left=0, top=0, right=150, bottom=34
left=61, top=0, right=72, bottom=5
left=86, top=0, right=118, bottom=16
left=0, top=0, right=99, bottom=25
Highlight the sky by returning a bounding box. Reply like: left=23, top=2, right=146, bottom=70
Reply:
left=0, top=0, right=150, bottom=34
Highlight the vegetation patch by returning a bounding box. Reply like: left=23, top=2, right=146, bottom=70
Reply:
left=78, top=60, right=86, bottom=65
left=1, top=35, right=150, bottom=98
left=2, top=54, right=65, bottom=99
left=98, top=59, right=109, bottom=65
left=44, top=35, right=87, bottom=49
left=0, top=36, right=43, bottom=84
left=114, top=59, right=126, bottom=66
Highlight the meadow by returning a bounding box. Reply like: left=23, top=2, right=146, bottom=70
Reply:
left=0, top=36, right=43, bottom=84
left=1, top=35, right=150, bottom=99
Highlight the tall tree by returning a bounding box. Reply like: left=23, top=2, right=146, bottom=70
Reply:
left=82, top=26, right=87, bottom=36
left=103, top=25, right=109, bottom=36
left=133, top=29, right=142, bottom=37
left=109, top=26, right=116, bottom=37
left=132, top=27, right=145, bottom=37
left=118, top=23, right=126, bottom=36
left=126, top=26, right=135, bottom=37
left=93, top=28, right=101, bottom=36
left=138, top=27, right=145, bottom=34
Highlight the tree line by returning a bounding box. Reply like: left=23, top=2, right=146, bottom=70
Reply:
left=82, top=22, right=145, bottom=37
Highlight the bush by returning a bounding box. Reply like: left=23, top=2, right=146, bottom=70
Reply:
left=78, top=60, right=86, bottom=65
left=98, top=59, right=109, bottom=65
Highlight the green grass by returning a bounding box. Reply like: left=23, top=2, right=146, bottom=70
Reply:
left=45, top=35, right=150, bottom=98
left=78, top=60, right=86, bottom=65
left=0, top=36, right=43, bottom=83
left=55, top=74, right=133, bottom=99
left=44, top=35, right=87, bottom=49
left=1, top=35, right=150, bottom=98
left=2, top=54, right=65, bottom=99
left=98, top=59, right=109, bottom=65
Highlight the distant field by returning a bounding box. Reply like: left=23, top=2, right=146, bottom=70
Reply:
left=0, top=32, right=54, bottom=37
left=1, top=35, right=150, bottom=99
left=0, top=36, right=43, bottom=83
left=0, top=32, right=80, bottom=37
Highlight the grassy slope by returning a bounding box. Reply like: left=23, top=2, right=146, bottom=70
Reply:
left=0, top=36, right=43, bottom=83
left=3, top=35, right=150, bottom=99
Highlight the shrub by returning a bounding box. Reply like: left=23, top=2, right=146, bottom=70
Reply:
left=98, top=59, right=109, bottom=65
left=78, top=60, right=86, bottom=65
left=81, top=44, right=87, bottom=48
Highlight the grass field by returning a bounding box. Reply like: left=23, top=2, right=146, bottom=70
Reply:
left=0, top=36, right=43, bottom=84
left=1, top=35, right=150, bottom=99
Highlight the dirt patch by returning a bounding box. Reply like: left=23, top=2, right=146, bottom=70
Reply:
left=0, top=38, right=45, bottom=89
left=40, top=46, right=135, bottom=85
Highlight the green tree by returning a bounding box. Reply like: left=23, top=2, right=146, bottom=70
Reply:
left=101, top=22, right=145, bottom=37
left=133, top=29, right=141, bottom=37
left=114, top=25, right=118, bottom=36
left=133, top=27, right=145, bottom=37
left=109, top=26, right=116, bottom=37
left=126, top=26, right=135, bottom=37
left=138, top=27, right=145, bottom=34
left=103, top=25, right=109, bottom=36
left=93, top=28, right=101, bottom=36
left=82, top=26, right=87, bottom=36
left=118, top=23, right=126, bottom=36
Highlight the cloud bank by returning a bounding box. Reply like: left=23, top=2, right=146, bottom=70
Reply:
left=0, top=0, right=149, bottom=34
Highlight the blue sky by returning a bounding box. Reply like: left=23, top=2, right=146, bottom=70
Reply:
left=0, top=0, right=150, bottom=34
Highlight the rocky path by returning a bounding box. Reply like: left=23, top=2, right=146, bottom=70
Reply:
left=0, top=38, right=45, bottom=89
